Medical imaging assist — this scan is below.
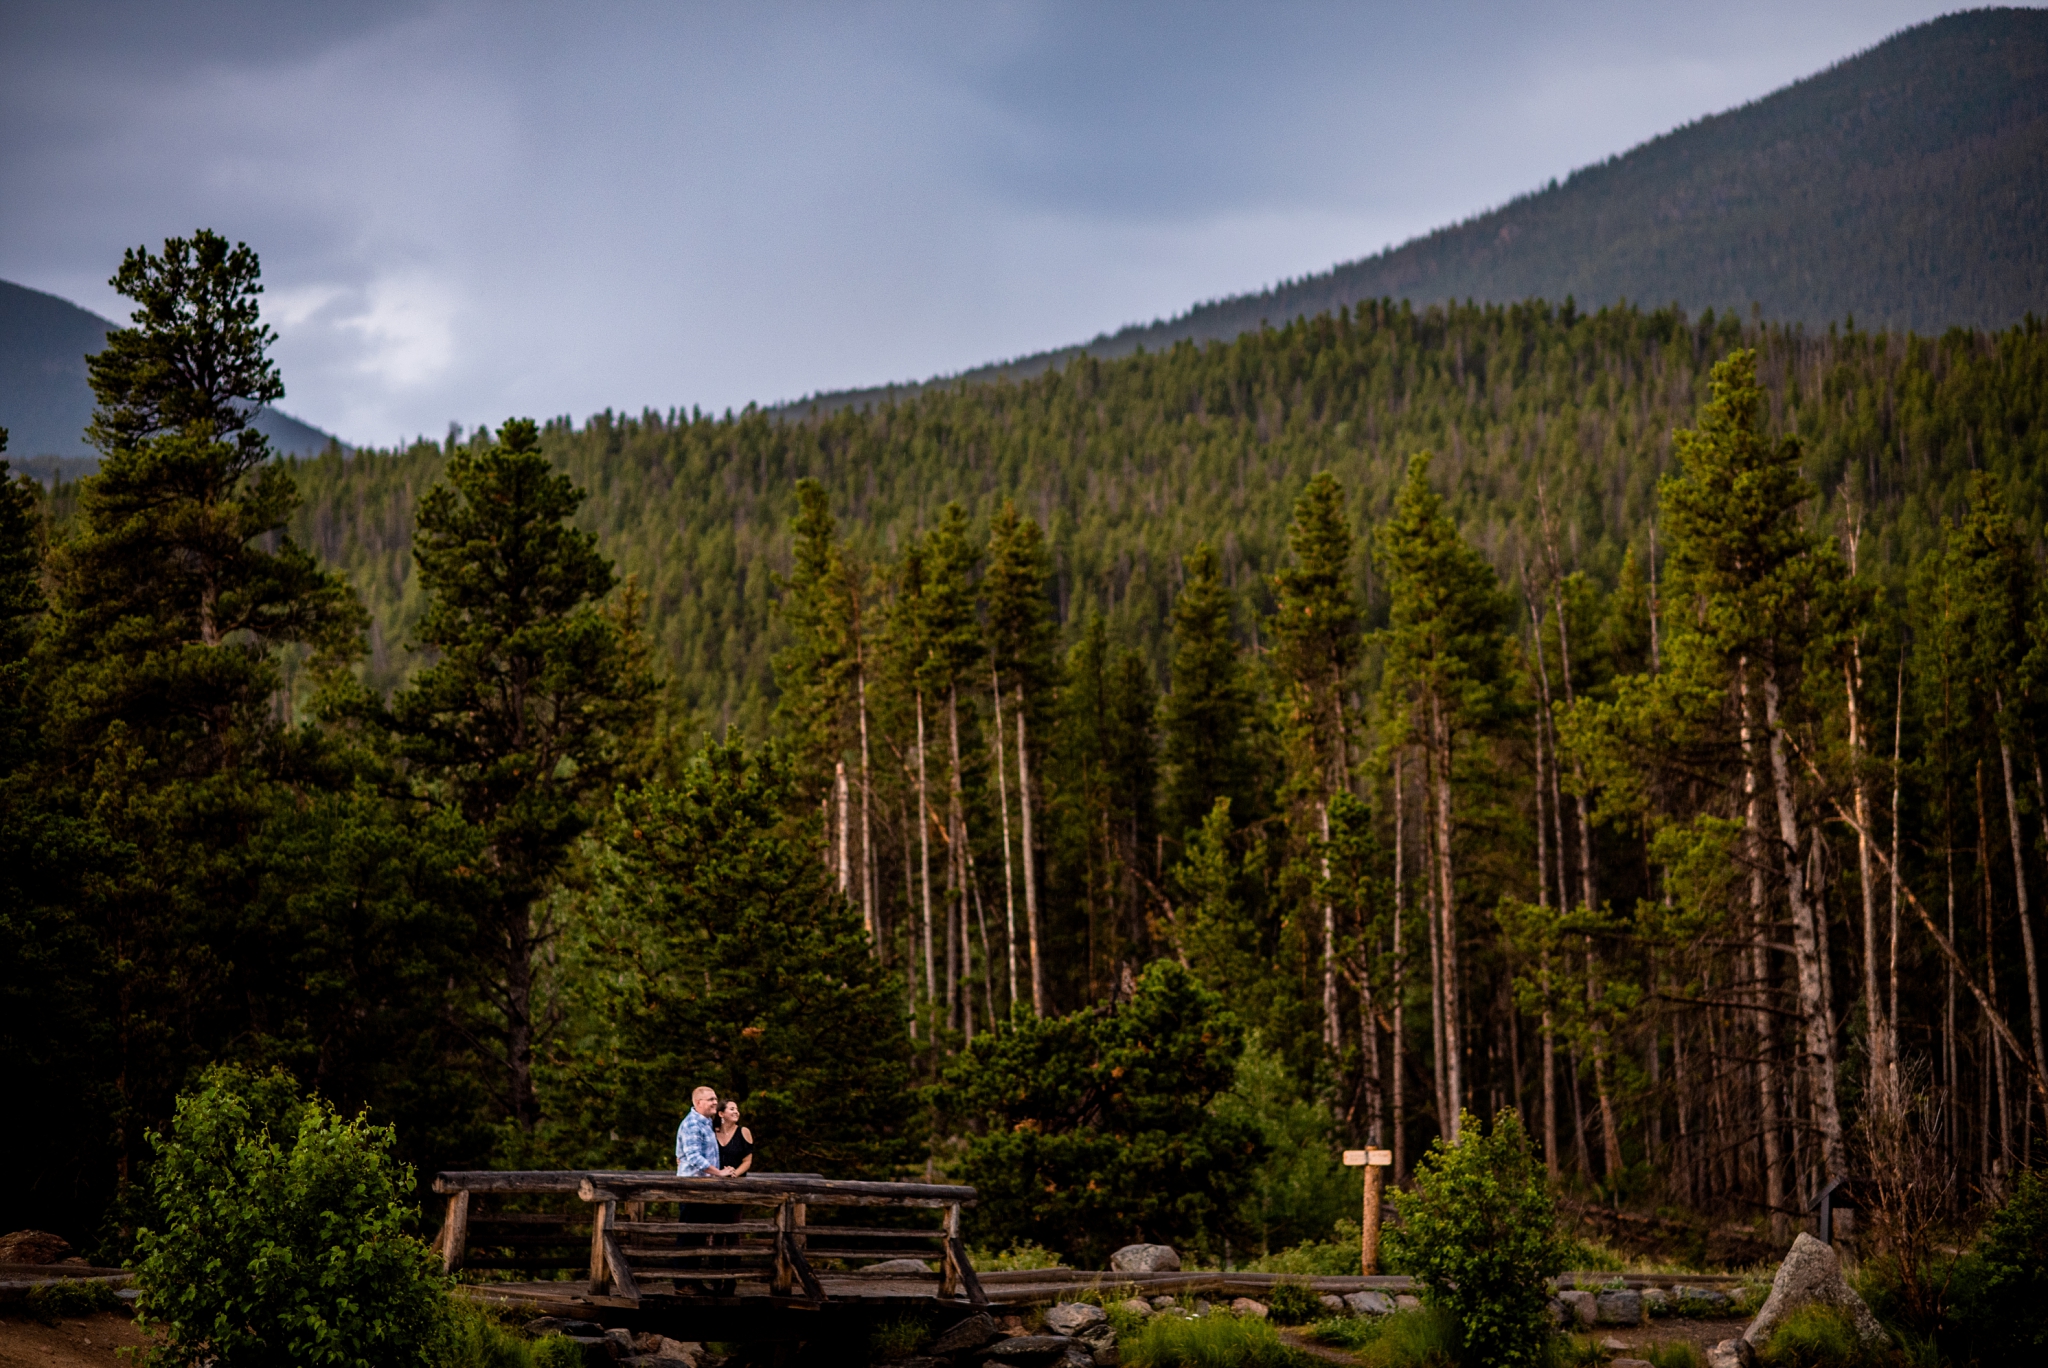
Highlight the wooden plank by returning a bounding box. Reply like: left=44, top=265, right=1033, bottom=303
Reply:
left=938, top=1203, right=960, bottom=1299
left=434, top=1171, right=590, bottom=1194
left=617, top=1220, right=779, bottom=1236
left=779, top=1226, right=826, bottom=1303
left=441, top=1191, right=470, bottom=1274
left=602, top=1226, right=641, bottom=1306
left=781, top=1225, right=944, bottom=1240
left=769, top=1200, right=793, bottom=1297
left=577, top=1174, right=974, bottom=1204
left=946, top=1235, right=988, bottom=1306
left=465, top=1213, right=585, bottom=1227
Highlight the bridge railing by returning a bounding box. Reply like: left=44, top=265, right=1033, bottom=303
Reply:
left=431, top=1170, right=984, bottom=1308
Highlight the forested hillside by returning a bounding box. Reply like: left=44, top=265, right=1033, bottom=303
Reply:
left=794, top=7, right=2047, bottom=415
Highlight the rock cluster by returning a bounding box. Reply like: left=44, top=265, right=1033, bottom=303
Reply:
left=1742, top=1233, right=1888, bottom=1352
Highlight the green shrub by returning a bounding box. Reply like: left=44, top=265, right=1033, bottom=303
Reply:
left=1121, top=1311, right=1305, bottom=1367
left=134, top=1066, right=449, bottom=1368
left=437, top=1299, right=533, bottom=1368
left=1352, top=1306, right=1460, bottom=1368
left=1304, top=1315, right=1382, bottom=1351
left=1948, top=1169, right=2048, bottom=1361
left=1242, top=1219, right=1399, bottom=1276
left=967, top=1243, right=1065, bottom=1271
left=1386, top=1109, right=1567, bottom=1368
left=25, top=1278, right=122, bottom=1322
left=528, top=1336, right=588, bottom=1368
left=1263, top=1279, right=1324, bottom=1325
left=1757, top=1305, right=1887, bottom=1368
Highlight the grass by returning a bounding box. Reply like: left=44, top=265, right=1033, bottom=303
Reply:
left=868, top=1313, right=932, bottom=1360
left=966, top=1242, right=1065, bottom=1271
left=1301, top=1307, right=1461, bottom=1368
left=1263, top=1280, right=1326, bottom=1325
left=24, top=1279, right=122, bottom=1323
left=1240, top=1220, right=1373, bottom=1276
left=1643, top=1344, right=1706, bottom=1368
left=1755, top=1305, right=1890, bottom=1368
left=1121, top=1312, right=1311, bottom=1368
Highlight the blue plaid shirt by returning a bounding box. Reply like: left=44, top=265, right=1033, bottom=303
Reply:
left=675, top=1109, right=721, bottom=1177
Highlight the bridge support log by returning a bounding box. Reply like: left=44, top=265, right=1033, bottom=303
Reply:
left=587, top=1196, right=616, bottom=1297
left=440, top=1190, right=470, bottom=1274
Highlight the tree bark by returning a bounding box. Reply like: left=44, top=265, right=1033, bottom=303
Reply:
left=1848, top=652, right=1891, bottom=1104
left=1741, top=661, right=1790, bottom=1239
left=991, top=664, right=1019, bottom=1014
left=1431, top=691, right=1463, bottom=1139
left=1018, top=705, right=1045, bottom=1016
left=1993, top=702, right=2048, bottom=1097
left=915, top=691, right=936, bottom=1005
left=1392, top=747, right=1408, bottom=1176
left=835, top=760, right=850, bottom=894
left=856, top=647, right=877, bottom=950
left=1321, top=801, right=1341, bottom=1053
left=1763, top=660, right=1846, bottom=1182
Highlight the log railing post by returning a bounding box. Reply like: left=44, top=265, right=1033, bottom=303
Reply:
left=587, top=1194, right=616, bottom=1296
left=440, top=1190, right=470, bottom=1274
left=770, top=1198, right=794, bottom=1297
left=939, top=1202, right=961, bottom=1298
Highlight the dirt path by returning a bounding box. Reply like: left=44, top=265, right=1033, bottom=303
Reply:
left=0, top=1312, right=149, bottom=1368
left=1275, top=1327, right=1360, bottom=1363
left=1577, top=1316, right=1750, bottom=1356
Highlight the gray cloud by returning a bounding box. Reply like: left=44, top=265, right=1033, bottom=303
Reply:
left=0, top=0, right=1960, bottom=444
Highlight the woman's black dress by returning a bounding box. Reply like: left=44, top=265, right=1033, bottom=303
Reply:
left=703, top=1126, right=754, bottom=1263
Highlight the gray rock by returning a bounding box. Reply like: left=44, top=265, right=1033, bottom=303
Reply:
left=1394, top=1295, right=1423, bottom=1312
left=1118, top=1298, right=1153, bottom=1317
left=1043, top=1303, right=1108, bottom=1336
left=1612, top=1360, right=1653, bottom=1368
left=1676, top=1286, right=1735, bottom=1315
left=1228, top=1298, right=1268, bottom=1318
left=1600, top=1338, right=1629, bottom=1352
left=1345, top=1291, right=1395, bottom=1316
left=1088, top=1344, right=1118, bottom=1368
left=880, top=1360, right=950, bottom=1368
left=604, top=1327, right=637, bottom=1356
left=930, top=1313, right=999, bottom=1355
left=1319, top=1294, right=1347, bottom=1314
left=1706, top=1338, right=1757, bottom=1368
left=1641, top=1287, right=1671, bottom=1316
left=1149, top=1296, right=1175, bottom=1310
left=1546, top=1298, right=1567, bottom=1326
left=1058, top=1350, right=1094, bottom=1368
left=1109, top=1243, right=1182, bottom=1274
left=982, top=1335, right=1075, bottom=1361
left=529, top=1318, right=606, bottom=1338
left=1557, top=1290, right=1597, bottom=1327
left=864, top=1257, right=935, bottom=1273
left=1191, top=1300, right=1211, bottom=1316
left=1596, top=1290, right=1645, bottom=1326
left=1743, top=1233, right=1889, bottom=1350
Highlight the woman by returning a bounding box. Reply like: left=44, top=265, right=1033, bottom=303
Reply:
left=715, top=1099, right=755, bottom=1177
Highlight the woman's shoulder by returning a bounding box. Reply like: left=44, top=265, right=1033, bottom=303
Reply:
left=741, top=1126, right=753, bottom=1142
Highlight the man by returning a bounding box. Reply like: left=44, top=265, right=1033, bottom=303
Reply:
left=675, top=1085, right=728, bottom=1177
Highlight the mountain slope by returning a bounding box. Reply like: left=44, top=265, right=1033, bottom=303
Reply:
left=0, top=278, right=343, bottom=470
left=786, top=8, right=2048, bottom=415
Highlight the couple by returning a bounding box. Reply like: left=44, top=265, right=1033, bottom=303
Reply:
left=675, top=1085, right=754, bottom=1178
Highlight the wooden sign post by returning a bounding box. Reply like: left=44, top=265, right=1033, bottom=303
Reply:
left=1342, top=1148, right=1395, bottom=1275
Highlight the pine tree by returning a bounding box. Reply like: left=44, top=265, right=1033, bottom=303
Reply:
left=1161, top=542, right=1262, bottom=850
left=985, top=501, right=1056, bottom=1015
left=381, top=418, right=654, bottom=1128
left=1374, top=453, right=1513, bottom=1140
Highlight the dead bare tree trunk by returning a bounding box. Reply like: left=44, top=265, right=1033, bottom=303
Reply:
left=1741, top=661, right=1791, bottom=1240
left=1018, top=705, right=1045, bottom=1016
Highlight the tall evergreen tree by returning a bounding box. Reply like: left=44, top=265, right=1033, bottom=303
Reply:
left=1161, top=542, right=1262, bottom=850
left=1375, top=452, right=1513, bottom=1140
left=380, top=418, right=654, bottom=1128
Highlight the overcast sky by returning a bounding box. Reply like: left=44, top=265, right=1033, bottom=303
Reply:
left=0, top=0, right=1967, bottom=447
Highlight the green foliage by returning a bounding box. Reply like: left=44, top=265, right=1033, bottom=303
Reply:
left=867, top=1314, right=932, bottom=1360
left=1643, top=1344, right=1706, bottom=1368
left=134, top=1066, right=447, bottom=1368
left=1122, top=1311, right=1307, bottom=1368
left=1263, top=1279, right=1325, bottom=1325
left=436, top=1299, right=535, bottom=1368
left=966, top=1243, right=1065, bottom=1271
left=1162, top=542, right=1265, bottom=844
left=1948, top=1169, right=2048, bottom=1361
left=1756, top=1305, right=1888, bottom=1368
left=547, top=739, right=910, bottom=1174
left=943, top=960, right=1260, bottom=1263
left=1241, top=1221, right=1372, bottom=1276
left=1210, top=1035, right=1354, bottom=1256
left=526, top=1337, right=588, bottom=1368
left=1321, top=1306, right=1461, bottom=1368
left=1387, top=1109, right=1566, bottom=1368
left=24, top=1278, right=121, bottom=1322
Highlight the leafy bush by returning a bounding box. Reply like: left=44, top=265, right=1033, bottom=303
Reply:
left=942, top=961, right=1261, bottom=1264
left=1352, top=1306, right=1461, bottom=1368
left=1756, top=1304, right=1888, bottom=1368
left=437, top=1299, right=534, bottom=1368
left=1121, top=1311, right=1305, bottom=1367
left=528, top=1337, right=588, bottom=1368
left=967, top=1242, right=1065, bottom=1271
left=1242, top=1219, right=1392, bottom=1276
left=25, top=1278, right=122, bottom=1322
left=1948, top=1169, right=2048, bottom=1361
left=1263, top=1279, right=1324, bottom=1325
left=1386, top=1109, right=1567, bottom=1368
left=134, top=1066, right=448, bottom=1368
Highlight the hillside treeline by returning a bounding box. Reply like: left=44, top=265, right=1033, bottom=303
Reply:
left=7, top=230, right=2048, bottom=1265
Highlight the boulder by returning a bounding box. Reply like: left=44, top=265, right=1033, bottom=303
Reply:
left=1345, top=1291, right=1395, bottom=1316
left=1600, top=1338, right=1629, bottom=1352
left=1641, top=1287, right=1671, bottom=1316
left=865, top=1257, right=935, bottom=1273
left=1676, top=1286, right=1735, bottom=1315
left=1228, top=1298, right=1268, bottom=1318
left=1043, top=1304, right=1107, bottom=1337
left=1109, top=1244, right=1181, bottom=1274
left=604, top=1327, right=636, bottom=1357
left=1596, top=1290, right=1645, bottom=1326
left=1612, top=1360, right=1653, bottom=1368
left=1318, top=1294, right=1346, bottom=1314
left=1742, top=1233, right=1889, bottom=1351
left=1058, top=1349, right=1095, bottom=1368
left=528, top=1318, right=607, bottom=1338
left=1148, top=1296, right=1176, bottom=1311
left=1394, top=1295, right=1423, bottom=1312
left=0, top=1230, right=73, bottom=1265
left=1706, top=1338, right=1757, bottom=1368
left=1118, top=1299, right=1153, bottom=1317
left=1557, top=1290, right=1597, bottom=1327
left=982, top=1334, right=1075, bottom=1362
left=930, top=1313, right=999, bottom=1355
left=1191, top=1299, right=1212, bottom=1316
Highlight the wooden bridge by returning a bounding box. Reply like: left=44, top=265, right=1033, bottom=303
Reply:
left=432, top=1169, right=989, bottom=1334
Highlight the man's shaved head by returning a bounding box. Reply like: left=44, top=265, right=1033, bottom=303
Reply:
left=693, top=1086, right=716, bottom=1103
